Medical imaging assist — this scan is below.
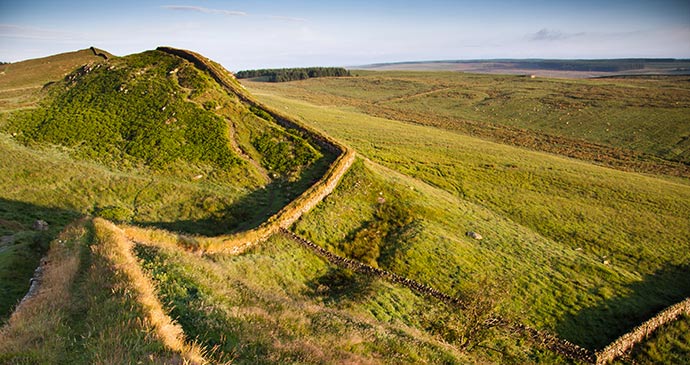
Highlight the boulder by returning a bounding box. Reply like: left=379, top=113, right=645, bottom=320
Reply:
left=32, top=219, right=49, bottom=231
left=466, top=231, right=483, bottom=240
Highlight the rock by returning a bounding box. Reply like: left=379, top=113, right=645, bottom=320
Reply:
left=32, top=220, right=49, bottom=231
left=466, top=231, right=483, bottom=240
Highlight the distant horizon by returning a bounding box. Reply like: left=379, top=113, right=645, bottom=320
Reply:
left=4, top=46, right=690, bottom=72
left=2, top=0, right=689, bottom=70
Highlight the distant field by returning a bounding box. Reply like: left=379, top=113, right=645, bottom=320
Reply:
left=246, top=88, right=690, bottom=350
left=355, top=59, right=690, bottom=78
left=243, top=71, right=690, bottom=175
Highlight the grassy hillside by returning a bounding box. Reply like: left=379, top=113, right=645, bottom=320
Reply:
left=134, top=231, right=569, bottom=364
left=2, top=47, right=687, bottom=364
left=0, top=49, right=329, bottom=320
left=0, top=48, right=329, bottom=233
left=249, top=90, right=690, bottom=350
left=0, top=48, right=110, bottom=112
left=243, top=72, right=690, bottom=172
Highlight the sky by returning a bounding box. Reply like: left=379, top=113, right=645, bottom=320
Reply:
left=1, top=0, right=689, bottom=70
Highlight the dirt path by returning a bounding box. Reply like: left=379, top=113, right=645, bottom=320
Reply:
left=225, top=118, right=269, bottom=182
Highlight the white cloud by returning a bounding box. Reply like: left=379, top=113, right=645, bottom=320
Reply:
left=162, top=5, right=247, bottom=16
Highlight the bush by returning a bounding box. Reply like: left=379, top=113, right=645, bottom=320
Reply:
left=95, top=206, right=133, bottom=222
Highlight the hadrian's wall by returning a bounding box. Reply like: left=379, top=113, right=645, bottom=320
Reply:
left=148, top=47, right=356, bottom=254
left=595, top=297, right=690, bottom=365
left=153, top=47, right=687, bottom=365
left=278, top=228, right=596, bottom=364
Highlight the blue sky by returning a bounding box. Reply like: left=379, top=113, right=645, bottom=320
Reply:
left=1, top=0, right=689, bottom=70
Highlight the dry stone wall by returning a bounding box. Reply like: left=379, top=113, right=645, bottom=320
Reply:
left=595, top=297, right=690, bottom=365
left=155, top=47, right=355, bottom=254
left=155, top=47, right=687, bottom=365
left=279, top=228, right=596, bottom=363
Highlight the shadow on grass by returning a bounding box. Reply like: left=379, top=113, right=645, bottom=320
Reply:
left=305, top=267, right=374, bottom=305
left=0, top=198, right=80, bottom=321
left=135, top=152, right=335, bottom=236
left=556, top=264, right=690, bottom=350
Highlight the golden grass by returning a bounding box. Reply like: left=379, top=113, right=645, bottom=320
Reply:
left=0, top=219, right=87, bottom=360
left=93, top=218, right=207, bottom=364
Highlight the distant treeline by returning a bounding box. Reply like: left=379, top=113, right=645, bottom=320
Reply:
left=235, top=67, right=350, bottom=82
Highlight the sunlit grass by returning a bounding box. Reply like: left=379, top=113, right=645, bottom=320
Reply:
left=251, top=90, right=690, bottom=349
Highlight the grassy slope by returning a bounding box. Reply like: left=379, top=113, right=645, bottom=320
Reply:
left=134, top=233, right=569, bottom=364
left=0, top=219, right=194, bottom=364
left=0, top=48, right=109, bottom=112
left=243, top=72, right=690, bottom=165
left=614, top=315, right=690, bottom=364
left=0, top=49, right=329, bottom=319
left=249, top=91, right=690, bottom=350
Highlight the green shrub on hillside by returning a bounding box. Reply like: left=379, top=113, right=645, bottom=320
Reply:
left=344, top=197, right=417, bottom=267
left=251, top=132, right=319, bottom=176
left=5, top=51, right=242, bottom=171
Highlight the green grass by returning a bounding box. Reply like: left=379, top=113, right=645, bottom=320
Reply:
left=0, top=48, right=331, bottom=321
left=249, top=90, right=690, bottom=350
left=615, top=315, right=690, bottom=365
left=0, top=219, right=184, bottom=364
left=243, top=71, right=690, bottom=166
left=0, top=48, right=108, bottom=113
left=134, top=233, right=570, bottom=364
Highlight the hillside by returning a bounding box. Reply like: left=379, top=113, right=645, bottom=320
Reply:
left=0, top=48, right=112, bottom=112
left=243, top=71, right=690, bottom=176
left=1, top=47, right=688, bottom=364
left=0, top=48, right=332, bottom=323
left=246, top=84, right=690, bottom=358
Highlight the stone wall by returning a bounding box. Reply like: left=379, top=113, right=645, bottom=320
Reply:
left=153, top=47, right=356, bottom=254
left=279, top=227, right=596, bottom=363
left=595, top=297, right=690, bottom=365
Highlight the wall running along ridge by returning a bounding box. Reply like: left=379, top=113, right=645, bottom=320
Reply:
left=145, top=47, right=687, bottom=364
left=142, top=47, right=356, bottom=255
